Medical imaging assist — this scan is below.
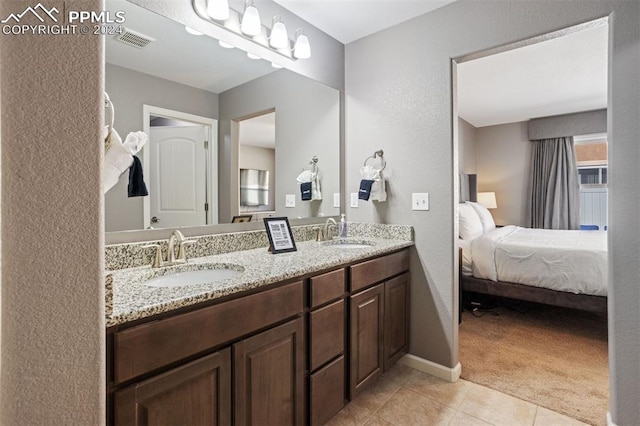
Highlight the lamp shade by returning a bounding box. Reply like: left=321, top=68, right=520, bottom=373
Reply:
left=270, top=17, right=289, bottom=49
left=293, top=31, right=311, bottom=59
left=206, top=0, right=229, bottom=21
left=477, top=192, right=497, bottom=209
left=241, top=2, right=261, bottom=36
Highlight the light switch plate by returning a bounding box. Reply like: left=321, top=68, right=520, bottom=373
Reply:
left=350, top=193, right=359, bottom=208
left=333, top=193, right=340, bottom=208
left=412, top=193, right=429, bottom=211
left=285, top=194, right=296, bottom=208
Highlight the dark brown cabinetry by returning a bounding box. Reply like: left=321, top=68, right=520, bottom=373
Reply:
left=234, top=318, right=305, bottom=426
left=349, top=250, right=410, bottom=399
left=114, top=349, right=231, bottom=426
left=107, top=248, right=410, bottom=426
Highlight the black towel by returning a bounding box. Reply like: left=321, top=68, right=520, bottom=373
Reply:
left=300, top=181, right=312, bottom=201
left=358, top=179, right=374, bottom=201
left=128, top=155, right=149, bottom=197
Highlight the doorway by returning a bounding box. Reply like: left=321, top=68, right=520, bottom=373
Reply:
left=142, top=105, right=218, bottom=229
left=452, top=18, right=609, bottom=425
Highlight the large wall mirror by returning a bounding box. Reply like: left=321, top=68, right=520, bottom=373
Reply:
left=104, top=0, right=340, bottom=234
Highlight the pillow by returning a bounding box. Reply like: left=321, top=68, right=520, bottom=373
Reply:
left=467, top=201, right=496, bottom=233
left=459, top=203, right=483, bottom=240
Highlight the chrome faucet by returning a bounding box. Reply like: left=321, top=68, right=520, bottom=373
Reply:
left=143, top=230, right=195, bottom=268
left=323, top=218, right=338, bottom=241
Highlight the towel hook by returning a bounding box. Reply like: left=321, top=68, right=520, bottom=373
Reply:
left=363, top=149, right=386, bottom=172
left=104, top=92, right=115, bottom=153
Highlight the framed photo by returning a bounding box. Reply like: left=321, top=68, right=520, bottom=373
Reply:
left=263, top=217, right=297, bottom=254
left=232, top=214, right=253, bottom=223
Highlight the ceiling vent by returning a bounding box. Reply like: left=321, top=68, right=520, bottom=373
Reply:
left=114, top=28, right=156, bottom=49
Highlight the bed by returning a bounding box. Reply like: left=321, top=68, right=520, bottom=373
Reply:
left=458, top=174, right=607, bottom=315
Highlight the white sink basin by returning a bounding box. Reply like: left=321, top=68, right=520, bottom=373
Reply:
left=322, top=240, right=375, bottom=249
left=145, top=266, right=244, bottom=288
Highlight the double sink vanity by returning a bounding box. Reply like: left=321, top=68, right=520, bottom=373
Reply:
left=105, top=222, right=413, bottom=425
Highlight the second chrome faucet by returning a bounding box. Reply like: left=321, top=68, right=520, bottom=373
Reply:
left=144, top=230, right=195, bottom=268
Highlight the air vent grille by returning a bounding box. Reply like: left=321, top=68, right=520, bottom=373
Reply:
left=114, top=28, right=155, bottom=49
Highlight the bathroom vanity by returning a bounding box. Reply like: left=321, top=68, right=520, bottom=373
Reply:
left=105, top=228, right=411, bottom=426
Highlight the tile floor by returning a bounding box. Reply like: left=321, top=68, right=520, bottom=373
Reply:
left=326, top=364, right=589, bottom=426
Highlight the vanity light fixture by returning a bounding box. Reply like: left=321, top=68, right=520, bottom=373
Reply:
left=240, top=0, right=261, bottom=36
left=219, top=40, right=234, bottom=48
left=247, top=52, right=262, bottom=60
left=271, top=62, right=283, bottom=69
left=192, top=0, right=311, bottom=61
left=293, top=28, right=311, bottom=59
left=207, top=0, right=229, bottom=21
left=184, top=26, right=203, bottom=35
left=269, top=16, right=289, bottom=49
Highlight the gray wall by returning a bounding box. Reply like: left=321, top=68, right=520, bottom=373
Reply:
left=219, top=70, right=340, bottom=222
left=1, top=1, right=104, bottom=424
left=345, top=2, right=640, bottom=424
left=458, top=118, right=477, bottom=174
left=476, top=122, right=531, bottom=226
left=104, top=64, right=219, bottom=231
left=239, top=145, right=276, bottom=212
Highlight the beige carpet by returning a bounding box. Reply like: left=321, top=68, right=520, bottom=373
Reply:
left=459, top=302, right=608, bottom=426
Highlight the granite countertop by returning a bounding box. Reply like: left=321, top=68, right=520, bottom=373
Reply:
left=106, top=237, right=413, bottom=327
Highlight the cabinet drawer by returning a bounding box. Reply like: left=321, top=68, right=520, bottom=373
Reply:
left=309, top=300, right=344, bottom=371
left=310, top=356, right=345, bottom=426
left=309, top=268, right=345, bottom=308
left=113, top=281, right=303, bottom=385
left=350, top=249, right=409, bottom=292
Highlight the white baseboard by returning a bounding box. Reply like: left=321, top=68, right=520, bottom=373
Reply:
left=607, top=412, right=617, bottom=426
left=399, top=354, right=462, bottom=383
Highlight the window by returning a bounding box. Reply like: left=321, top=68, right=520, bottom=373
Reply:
left=578, top=165, right=607, bottom=186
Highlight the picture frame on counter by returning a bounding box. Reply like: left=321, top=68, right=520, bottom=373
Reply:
left=263, top=217, right=297, bottom=254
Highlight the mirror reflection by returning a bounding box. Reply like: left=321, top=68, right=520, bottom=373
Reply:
left=104, top=0, right=340, bottom=233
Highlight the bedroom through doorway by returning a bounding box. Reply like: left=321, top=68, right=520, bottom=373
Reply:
left=452, top=18, right=609, bottom=426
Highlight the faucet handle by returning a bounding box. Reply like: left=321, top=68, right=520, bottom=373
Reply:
left=142, top=243, right=164, bottom=268
left=312, top=226, right=324, bottom=242
left=177, top=239, right=196, bottom=262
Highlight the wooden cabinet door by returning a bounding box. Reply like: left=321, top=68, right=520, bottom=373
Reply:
left=349, top=284, right=384, bottom=399
left=113, top=348, right=231, bottom=426
left=234, top=318, right=305, bottom=426
left=384, top=272, right=410, bottom=370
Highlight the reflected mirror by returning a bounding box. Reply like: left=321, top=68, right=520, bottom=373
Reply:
left=104, top=0, right=340, bottom=233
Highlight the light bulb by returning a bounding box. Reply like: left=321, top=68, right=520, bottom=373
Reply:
left=247, top=52, right=261, bottom=60
left=219, top=40, right=234, bottom=49
left=271, top=62, right=283, bottom=69
left=207, top=0, right=229, bottom=21
left=184, top=26, right=203, bottom=36
left=269, top=16, right=289, bottom=49
left=293, top=30, right=311, bottom=59
left=241, top=1, right=261, bottom=36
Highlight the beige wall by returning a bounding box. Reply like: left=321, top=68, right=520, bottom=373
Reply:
left=476, top=121, right=531, bottom=226
left=0, top=0, right=105, bottom=424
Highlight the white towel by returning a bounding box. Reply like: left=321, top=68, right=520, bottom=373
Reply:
left=370, top=171, right=387, bottom=202
left=296, top=169, right=322, bottom=200
left=103, top=127, right=149, bottom=193
left=359, top=166, right=386, bottom=202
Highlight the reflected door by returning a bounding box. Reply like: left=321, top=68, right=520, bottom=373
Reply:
left=149, top=125, right=207, bottom=228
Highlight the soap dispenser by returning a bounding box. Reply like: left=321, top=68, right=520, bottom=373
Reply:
left=339, top=214, right=347, bottom=238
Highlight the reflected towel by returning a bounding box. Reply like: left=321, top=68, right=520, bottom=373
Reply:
left=300, top=181, right=312, bottom=200
left=358, top=179, right=375, bottom=200
left=128, top=155, right=149, bottom=197
left=103, top=127, right=133, bottom=193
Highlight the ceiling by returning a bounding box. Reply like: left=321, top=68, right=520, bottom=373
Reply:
left=239, top=112, right=276, bottom=149
left=272, top=0, right=457, bottom=44
left=457, top=24, right=608, bottom=128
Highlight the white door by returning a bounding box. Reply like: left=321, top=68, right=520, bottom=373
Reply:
left=149, top=125, right=208, bottom=228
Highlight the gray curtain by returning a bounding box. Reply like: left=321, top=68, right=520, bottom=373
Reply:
left=527, top=136, right=580, bottom=229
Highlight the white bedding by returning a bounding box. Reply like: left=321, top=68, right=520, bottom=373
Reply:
left=469, top=226, right=607, bottom=296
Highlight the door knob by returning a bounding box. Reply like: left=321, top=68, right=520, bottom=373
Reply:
left=151, top=216, right=160, bottom=223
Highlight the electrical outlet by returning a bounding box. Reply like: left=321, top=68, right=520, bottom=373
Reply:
left=333, top=193, right=340, bottom=208
left=350, top=193, right=359, bottom=208
left=412, top=193, right=429, bottom=211
left=285, top=194, right=295, bottom=208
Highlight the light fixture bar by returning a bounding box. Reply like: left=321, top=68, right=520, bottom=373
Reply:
left=192, top=0, right=307, bottom=61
